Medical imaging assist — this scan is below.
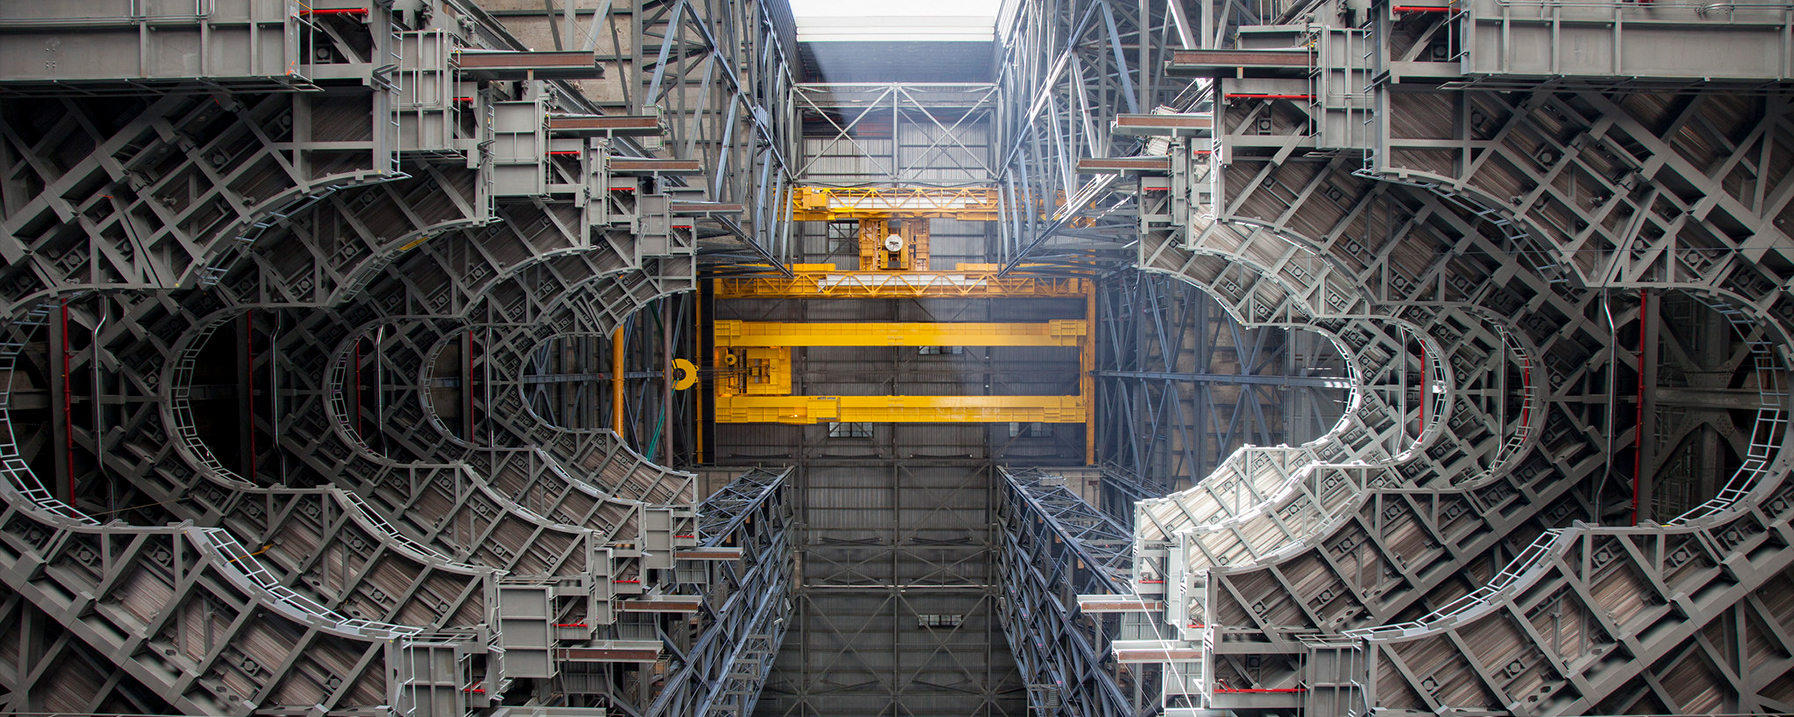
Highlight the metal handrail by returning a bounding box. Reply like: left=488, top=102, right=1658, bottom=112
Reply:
left=1347, top=294, right=1791, bottom=641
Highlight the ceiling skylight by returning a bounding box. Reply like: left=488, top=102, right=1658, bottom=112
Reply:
left=788, top=0, right=1003, bottom=42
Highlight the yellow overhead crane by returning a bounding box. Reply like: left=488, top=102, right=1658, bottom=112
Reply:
left=789, top=187, right=1003, bottom=222
left=705, top=263, right=1098, bottom=462
left=706, top=187, right=1099, bottom=462
left=713, top=263, right=1088, bottom=299
left=790, top=186, right=1004, bottom=271
left=715, top=319, right=1086, bottom=347
left=714, top=395, right=1086, bottom=425
left=787, top=186, right=1100, bottom=271
left=712, top=319, right=1090, bottom=426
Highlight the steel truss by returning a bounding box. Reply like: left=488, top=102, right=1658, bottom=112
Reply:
left=998, top=467, right=1162, bottom=717
left=0, top=0, right=800, bottom=714
left=1095, top=269, right=1354, bottom=487
left=448, top=0, right=801, bottom=266
left=10, top=0, right=1794, bottom=715
left=647, top=467, right=794, bottom=717
left=794, top=83, right=999, bottom=187
left=992, top=0, right=1209, bottom=271
left=1031, top=0, right=1794, bottom=713
left=627, top=0, right=801, bottom=265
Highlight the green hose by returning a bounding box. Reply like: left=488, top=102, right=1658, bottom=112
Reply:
left=644, top=406, right=666, bottom=459
left=644, top=300, right=668, bottom=459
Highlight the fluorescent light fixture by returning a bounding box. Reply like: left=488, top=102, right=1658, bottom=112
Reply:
left=788, top=0, right=1001, bottom=42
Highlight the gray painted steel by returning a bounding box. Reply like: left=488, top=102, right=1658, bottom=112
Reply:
left=5, top=0, right=1794, bottom=714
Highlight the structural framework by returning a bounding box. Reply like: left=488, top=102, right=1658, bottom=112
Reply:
left=2, top=0, right=1794, bottom=715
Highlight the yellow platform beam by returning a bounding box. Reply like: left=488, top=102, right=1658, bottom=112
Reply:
left=709, top=266, right=1093, bottom=430
left=788, top=187, right=1097, bottom=228
left=791, top=186, right=1003, bottom=222
left=713, top=394, right=1087, bottom=424
left=713, top=264, right=1088, bottom=299
left=714, top=320, right=1086, bottom=348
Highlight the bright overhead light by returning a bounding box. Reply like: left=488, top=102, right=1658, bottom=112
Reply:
left=787, top=0, right=1002, bottom=19
left=788, top=0, right=1001, bottom=42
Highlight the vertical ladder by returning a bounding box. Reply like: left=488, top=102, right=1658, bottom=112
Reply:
left=373, top=1, right=406, bottom=178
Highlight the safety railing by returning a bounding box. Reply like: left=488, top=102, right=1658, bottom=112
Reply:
left=1345, top=527, right=1562, bottom=639
left=1349, top=293, right=1791, bottom=640
left=198, top=528, right=423, bottom=640
left=1672, top=299, right=1789, bottom=523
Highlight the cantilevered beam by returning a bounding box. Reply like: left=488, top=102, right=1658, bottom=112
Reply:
left=1112, top=113, right=1213, bottom=137
left=456, top=51, right=606, bottom=80
left=556, top=644, right=663, bottom=662
left=546, top=115, right=664, bottom=136
left=609, top=158, right=704, bottom=174
left=670, top=201, right=745, bottom=216
left=1164, top=49, right=1312, bottom=77
left=1076, top=157, right=1172, bottom=174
